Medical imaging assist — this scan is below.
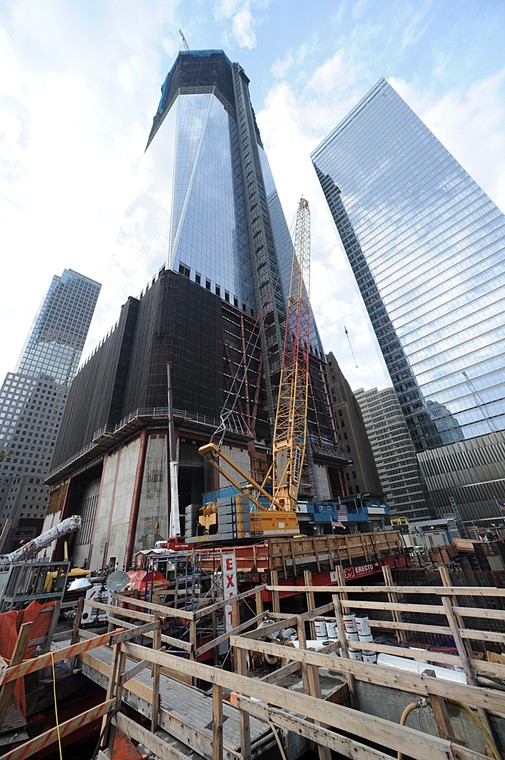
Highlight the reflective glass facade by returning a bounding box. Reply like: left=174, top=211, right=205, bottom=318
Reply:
left=312, top=79, right=505, bottom=451
left=17, top=269, right=101, bottom=386
left=99, top=50, right=324, bottom=357
left=0, top=268, right=100, bottom=549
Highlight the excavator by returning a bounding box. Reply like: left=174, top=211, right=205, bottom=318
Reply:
left=192, top=198, right=312, bottom=542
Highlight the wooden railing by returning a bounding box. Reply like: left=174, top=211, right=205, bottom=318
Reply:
left=3, top=565, right=505, bottom=759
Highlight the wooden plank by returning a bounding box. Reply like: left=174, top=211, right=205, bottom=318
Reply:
left=266, top=584, right=505, bottom=598
left=270, top=571, right=280, bottom=613
left=120, top=659, right=149, bottom=685
left=460, top=630, right=505, bottom=644
left=255, top=588, right=263, bottom=617
left=453, top=605, right=505, bottom=622
left=305, top=657, right=331, bottom=760
left=100, top=642, right=122, bottom=748
left=42, top=601, right=61, bottom=654
left=107, top=648, right=127, bottom=755
left=429, top=695, right=455, bottom=741
left=196, top=613, right=264, bottom=658
left=260, top=659, right=301, bottom=684
left=120, top=641, right=479, bottom=760
left=235, top=647, right=251, bottom=760
left=71, top=597, right=85, bottom=644
left=382, top=564, right=406, bottom=643
left=113, top=593, right=195, bottom=620
left=441, top=596, right=499, bottom=755
left=113, top=711, right=189, bottom=759
left=192, top=585, right=267, bottom=620
left=108, top=616, right=192, bottom=651
left=333, top=595, right=355, bottom=704
left=236, top=696, right=394, bottom=760
left=339, top=599, right=446, bottom=615
left=0, top=629, right=124, bottom=686
left=151, top=615, right=161, bottom=731
left=230, top=635, right=505, bottom=716
left=366, top=618, right=451, bottom=636
left=1, top=699, right=115, bottom=760
left=213, top=684, right=223, bottom=760
left=0, top=623, right=32, bottom=730
left=88, top=599, right=154, bottom=623
left=241, top=615, right=299, bottom=641
left=304, top=570, right=316, bottom=640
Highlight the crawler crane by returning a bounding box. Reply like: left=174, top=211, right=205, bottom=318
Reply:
left=195, top=198, right=311, bottom=541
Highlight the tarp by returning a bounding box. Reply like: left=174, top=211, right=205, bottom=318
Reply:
left=0, top=601, right=56, bottom=716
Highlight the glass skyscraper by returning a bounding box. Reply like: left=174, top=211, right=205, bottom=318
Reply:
left=0, top=269, right=100, bottom=550
left=99, top=51, right=324, bottom=361
left=46, top=51, right=344, bottom=568
left=312, top=78, right=505, bottom=521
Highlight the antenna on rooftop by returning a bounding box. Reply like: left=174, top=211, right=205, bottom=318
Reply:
left=179, top=29, right=190, bottom=51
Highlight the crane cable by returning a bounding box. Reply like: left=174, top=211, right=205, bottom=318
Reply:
left=312, top=222, right=358, bottom=368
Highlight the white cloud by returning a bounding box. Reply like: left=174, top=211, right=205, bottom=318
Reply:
left=214, top=0, right=263, bottom=49
left=391, top=70, right=505, bottom=213
left=257, top=54, right=391, bottom=391
left=259, top=46, right=505, bottom=392
left=232, top=8, right=255, bottom=48
left=272, top=42, right=310, bottom=80
left=0, top=0, right=180, bottom=385
left=309, top=49, right=361, bottom=95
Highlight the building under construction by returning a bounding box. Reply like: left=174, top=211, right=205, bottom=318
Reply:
left=43, top=50, right=347, bottom=569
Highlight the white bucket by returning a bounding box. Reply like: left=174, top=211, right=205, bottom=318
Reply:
left=343, top=613, right=357, bottom=633
left=355, top=616, right=371, bottom=636
left=362, top=651, right=377, bottom=664
left=358, top=633, right=373, bottom=644
left=348, top=648, right=363, bottom=660
left=346, top=631, right=359, bottom=641
left=326, top=620, right=338, bottom=639
left=314, top=619, right=327, bottom=639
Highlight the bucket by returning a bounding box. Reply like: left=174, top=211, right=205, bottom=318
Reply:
left=343, top=613, right=357, bottom=633
left=346, top=631, right=359, bottom=641
left=348, top=649, right=363, bottom=661
left=362, top=651, right=377, bottom=664
left=358, top=633, right=373, bottom=644
left=355, top=616, right=371, bottom=636
left=314, top=620, right=327, bottom=639
left=326, top=620, right=338, bottom=639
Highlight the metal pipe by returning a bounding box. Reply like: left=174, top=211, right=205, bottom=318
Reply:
left=167, top=362, right=180, bottom=538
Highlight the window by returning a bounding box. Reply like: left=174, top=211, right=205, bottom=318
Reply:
left=178, top=263, right=190, bottom=278
left=215, top=285, right=221, bottom=297
left=195, top=272, right=201, bottom=285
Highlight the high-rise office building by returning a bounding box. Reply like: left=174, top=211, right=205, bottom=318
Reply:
left=312, top=78, right=505, bottom=522
left=325, top=353, right=382, bottom=498
left=0, top=269, right=100, bottom=550
left=353, top=387, right=429, bottom=520
left=45, top=51, right=345, bottom=570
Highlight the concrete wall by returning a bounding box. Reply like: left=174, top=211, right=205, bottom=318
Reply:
left=314, top=463, right=331, bottom=500
left=89, top=438, right=142, bottom=570
left=71, top=478, right=100, bottom=567
left=217, top=445, right=252, bottom=489
left=135, top=433, right=169, bottom=551
left=354, top=680, right=505, bottom=755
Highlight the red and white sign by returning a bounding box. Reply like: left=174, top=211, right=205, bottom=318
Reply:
left=222, top=551, right=238, bottom=632
left=330, top=562, right=379, bottom=582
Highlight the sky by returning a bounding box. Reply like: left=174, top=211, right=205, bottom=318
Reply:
left=1, top=0, right=505, bottom=394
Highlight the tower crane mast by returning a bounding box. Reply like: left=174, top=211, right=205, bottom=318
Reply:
left=195, top=198, right=311, bottom=540
left=272, top=197, right=311, bottom=512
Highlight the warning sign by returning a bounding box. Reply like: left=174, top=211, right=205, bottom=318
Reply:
left=222, top=551, right=237, bottom=632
